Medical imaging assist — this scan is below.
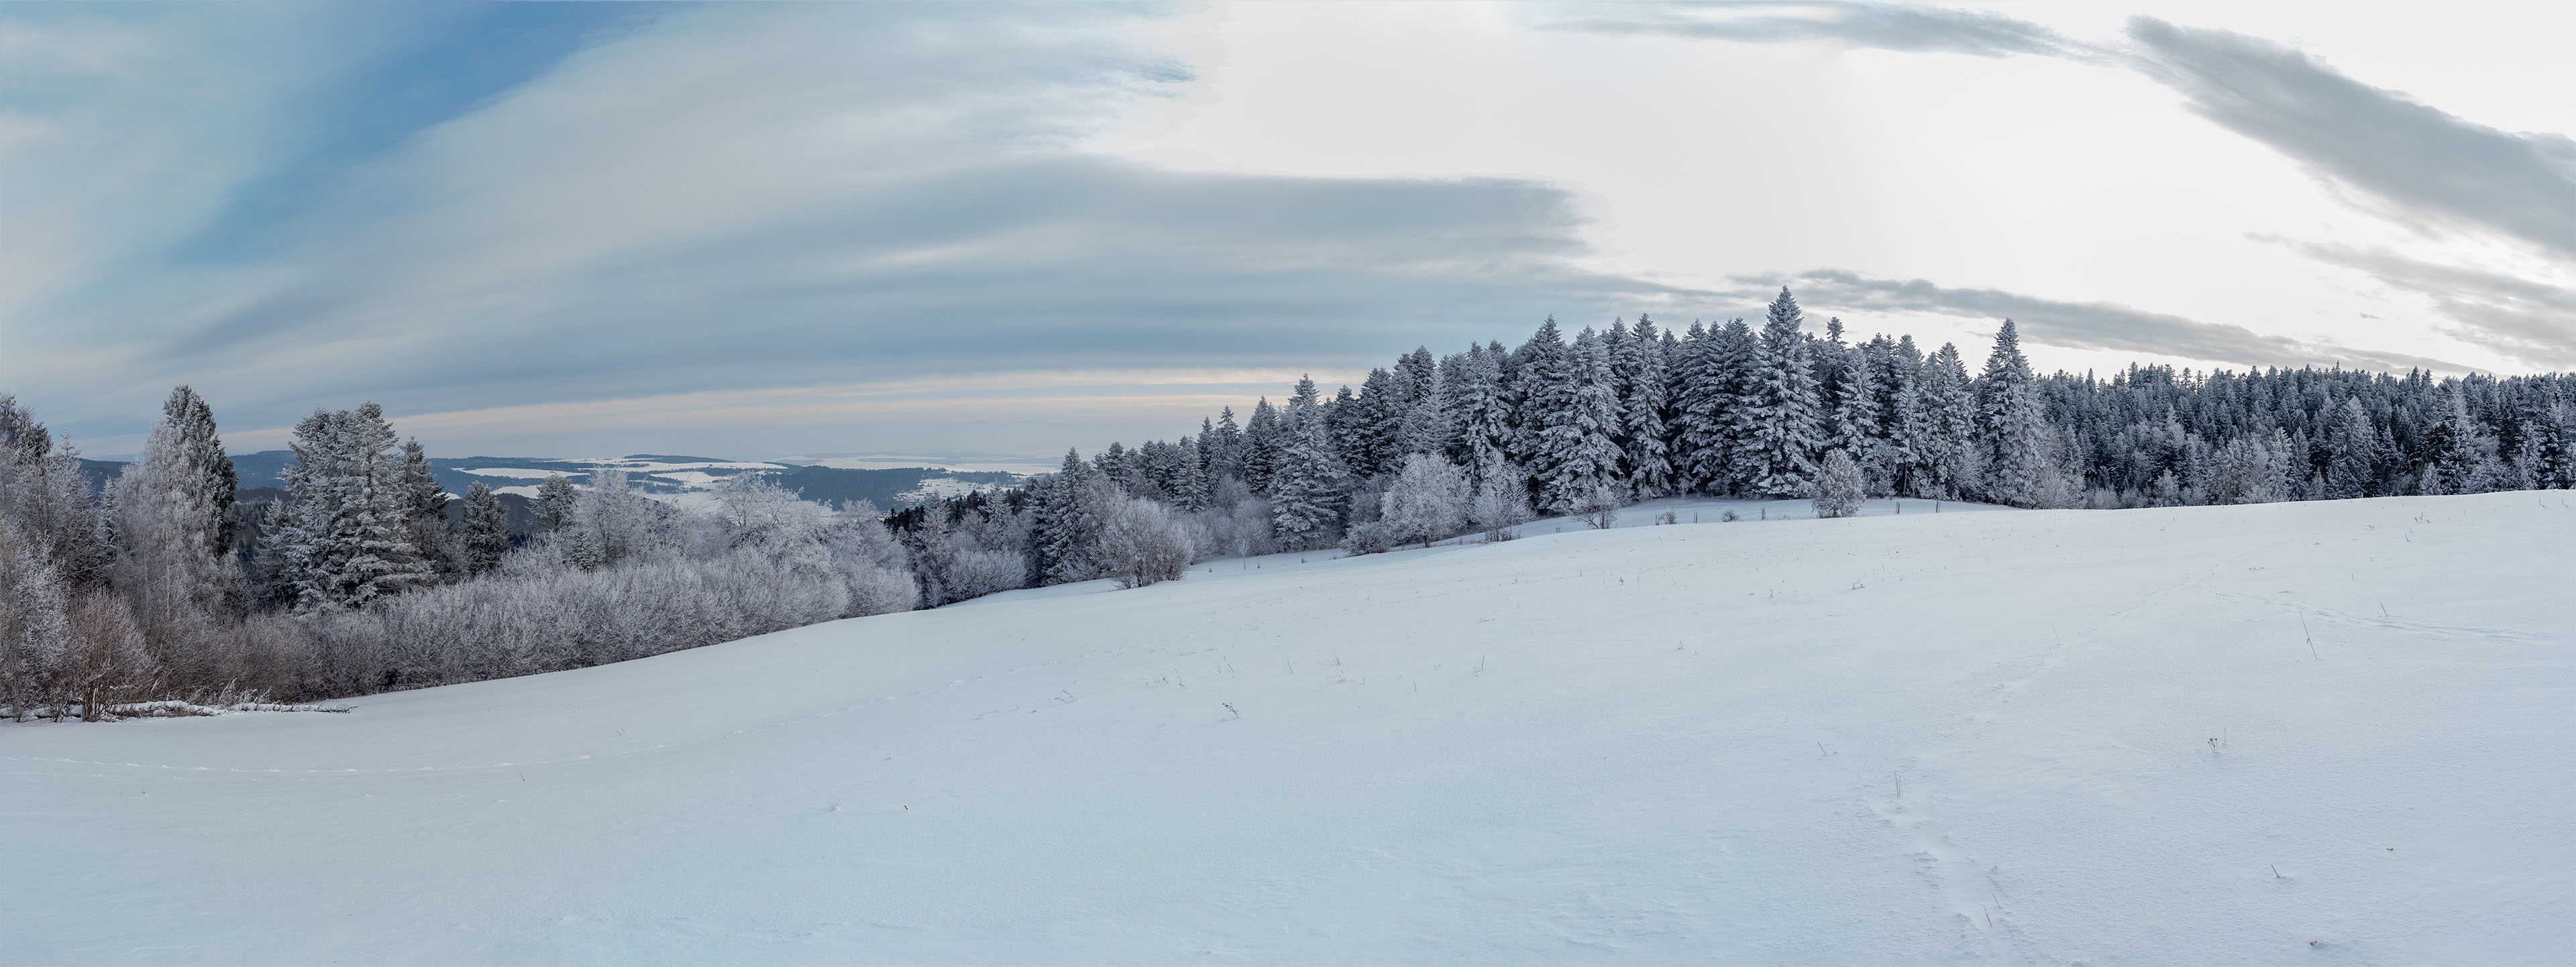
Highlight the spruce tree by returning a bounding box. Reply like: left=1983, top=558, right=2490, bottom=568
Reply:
left=1668, top=321, right=1723, bottom=492
left=460, top=481, right=512, bottom=575
left=1828, top=345, right=1886, bottom=494
left=1974, top=321, right=2054, bottom=507
left=1737, top=290, right=1827, bottom=498
left=1510, top=318, right=1572, bottom=477
left=1440, top=344, right=1511, bottom=472
left=2324, top=398, right=2380, bottom=498
left=1534, top=327, right=1627, bottom=513
left=1268, top=420, right=1346, bottom=551
left=1618, top=316, right=1674, bottom=497
left=1034, top=449, right=1110, bottom=585
left=1242, top=398, right=1281, bottom=492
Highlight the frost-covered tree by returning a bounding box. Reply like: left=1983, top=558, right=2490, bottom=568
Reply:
left=1617, top=316, right=1674, bottom=497
left=1827, top=347, right=1888, bottom=495
left=1441, top=344, right=1512, bottom=471
left=0, top=396, right=110, bottom=587
left=1032, top=449, right=1114, bottom=584
left=1, top=525, right=74, bottom=720
left=1269, top=419, right=1347, bottom=551
left=1242, top=398, right=1282, bottom=492
left=1378, top=452, right=1470, bottom=549
left=1974, top=321, right=2055, bottom=507
left=1737, top=290, right=1827, bottom=497
left=1097, top=497, right=1193, bottom=589
left=111, top=387, right=246, bottom=679
left=2420, top=386, right=2496, bottom=495
left=1813, top=448, right=1864, bottom=518
left=1511, top=317, right=1574, bottom=481
left=458, top=482, right=511, bottom=575
left=1466, top=449, right=1534, bottom=541
left=2531, top=404, right=2576, bottom=489
left=533, top=475, right=580, bottom=532
left=272, top=402, right=433, bottom=610
left=398, top=438, right=451, bottom=573
left=1532, top=327, right=1627, bottom=512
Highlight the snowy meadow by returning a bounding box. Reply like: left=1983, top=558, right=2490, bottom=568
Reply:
left=4, top=492, right=2569, bottom=964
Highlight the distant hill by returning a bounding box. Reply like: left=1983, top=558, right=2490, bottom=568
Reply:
left=137, top=450, right=1030, bottom=512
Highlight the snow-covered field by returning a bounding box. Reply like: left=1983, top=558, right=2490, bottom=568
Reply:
left=5, top=494, right=2571, bottom=964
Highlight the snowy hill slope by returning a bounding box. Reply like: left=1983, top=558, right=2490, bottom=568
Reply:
left=5, top=494, right=2572, bottom=964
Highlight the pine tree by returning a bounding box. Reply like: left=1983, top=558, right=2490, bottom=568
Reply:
left=1171, top=435, right=1212, bottom=512
left=1618, top=316, right=1674, bottom=497
left=1441, top=344, right=1511, bottom=471
left=1268, top=419, right=1346, bottom=551
left=1033, top=449, right=1112, bottom=585
left=2422, top=386, right=2486, bottom=495
left=1534, top=327, right=1627, bottom=512
left=1509, top=319, right=1573, bottom=478
left=1828, top=345, right=1886, bottom=494
left=1242, top=398, right=1281, bottom=492
left=2534, top=403, right=2576, bottom=489
left=460, top=481, right=511, bottom=575
left=1975, top=321, right=2054, bottom=507
left=2323, top=397, right=2380, bottom=498
left=534, top=475, right=580, bottom=532
left=1667, top=322, right=1722, bottom=492
left=273, top=403, right=433, bottom=610
left=398, top=438, right=450, bottom=573
left=1737, top=290, right=1826, bottom=498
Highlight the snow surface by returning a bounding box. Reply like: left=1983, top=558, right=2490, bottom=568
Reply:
left=6, top=493, right=2572, bottom=964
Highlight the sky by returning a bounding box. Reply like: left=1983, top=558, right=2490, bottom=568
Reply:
left=7, top=1, right=2576, bottom=462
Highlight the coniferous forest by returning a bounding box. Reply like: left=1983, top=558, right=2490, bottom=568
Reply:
left=5, top=288, right=2571, bottom=716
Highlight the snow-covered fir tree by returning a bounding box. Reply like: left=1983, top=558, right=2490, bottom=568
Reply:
left=1827, top=344, right=1888, bottom=495
left=1974, top=321, right=2056, bottom=507
left=1616, top=316, right=1674, bottom=497
left=1510, top=318, right=1573, bottom=483
left=1737, top=290, right=1827, bottom=498
left=1032, top=449, right=1114, bottom=585
left=458, top=482, right=511, bottom=575
left=1532, top=327, right=1627, bottom=513
left=272, top=402, right=433, bottom=611
left=1268, top=418, right=1347, bottom=551
left=1440, top=343, right=1511, bottom=473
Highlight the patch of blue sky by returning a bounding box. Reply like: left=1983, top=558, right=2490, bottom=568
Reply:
left=164, top=2, right=678, bottom=266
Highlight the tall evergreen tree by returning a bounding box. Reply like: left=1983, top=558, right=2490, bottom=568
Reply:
left=1828, top=345, right=1887, bottom=494
left=110, top=386, right=243, bottom=675
left=1509, top=318, right=1572, bottom=478
left=1032, top=449, right=1112, bottom=585
left=459, top=481, right=512, bottom=575
left=1268, top=420, right=1346, bottom=550
left=1534, top=327, right=1627, bottom=512
left=1441, top=344, right=1511, bottom=473
left=2323, top=397, right=2381, bottom=498
left=1737, top=290, right=1827, bottom=498
left=1242, top=398, right=1282, bottom=492
left=1974, top=321, right=2055, bottom=507
left=1617, top=316, right=1674, bottom=496
left=272, top=402, right=432, bottom=610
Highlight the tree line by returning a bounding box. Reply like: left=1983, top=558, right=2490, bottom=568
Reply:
left=943, top=287, right=2573, bottom=563
left=6, top=287, right=2571, bottom=718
